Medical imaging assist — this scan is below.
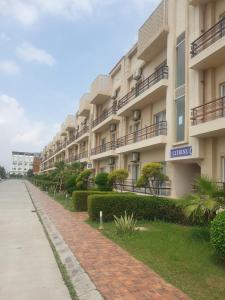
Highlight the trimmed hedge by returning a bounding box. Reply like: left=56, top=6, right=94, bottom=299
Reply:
left=88, top=194, right=185, bottom=222
left=72, top=190, right=118, bottom=212
left=211, top=211, right=225, bottom=260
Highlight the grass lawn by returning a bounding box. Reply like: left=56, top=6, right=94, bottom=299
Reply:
left=88, top=220, right=225, bottom=300
left=48, top=192, right=74, bottom=212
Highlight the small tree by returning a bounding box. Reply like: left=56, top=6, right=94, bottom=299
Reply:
left=0, top=166, right=6, bottom=179
left=109, top=169, right=128, bottom=191
left=54, top=161, right=66, bottom=192
left=137, top=162, right=168, bottom=195
left=27, top=169, right=34, bottom=177
left=76, top=169, right=92, bottom=190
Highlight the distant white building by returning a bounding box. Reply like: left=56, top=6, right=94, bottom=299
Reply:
left=10, top=151, right=40, bottom=175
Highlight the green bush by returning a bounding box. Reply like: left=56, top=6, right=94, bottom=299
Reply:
left=72, top=190, right=117, bottom=212
left=75, top=169, right=92, bottom=190
left=88, top=194, right=184, bottom=222
left=95, top=172, right=112, bottom=191
left=211, top=211, right=225, bottom=260
left=64, top=174, right=77, bottom=195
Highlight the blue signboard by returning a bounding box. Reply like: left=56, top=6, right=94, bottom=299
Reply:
left=170, top=146, right=192, bottom=158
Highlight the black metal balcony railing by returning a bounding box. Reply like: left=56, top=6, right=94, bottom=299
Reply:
left=191, top=96, right=225, bottom=125
left=76, top=126, right=89, bottom=139
left=191, top=17, right=225, bottom=57
left=113, top=179, right=171, bottom=196
left=117, top=121, right=167, bottom=147
left=79, top=151, right=88, bottom=159
left=118, top=65, right=168, bottom=109
left=92, top=105, right=117, bottom=128
left=91, top=141, right=117, bottom=155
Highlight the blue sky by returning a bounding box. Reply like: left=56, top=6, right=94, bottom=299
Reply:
left=0, top=0, right=160, bottom=169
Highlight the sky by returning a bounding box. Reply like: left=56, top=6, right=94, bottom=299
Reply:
left=0, top=0, right=160, bottom=170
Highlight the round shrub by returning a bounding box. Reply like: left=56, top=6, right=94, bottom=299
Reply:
left=211, top=211, right=225, bottom=260
left=95, top=172, right=112, bottom=191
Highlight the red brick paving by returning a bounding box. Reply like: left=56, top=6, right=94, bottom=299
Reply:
left=26, top=181, right=190, bottom=300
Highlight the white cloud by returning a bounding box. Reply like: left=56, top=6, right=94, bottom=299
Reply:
left=0, top=60, right=20, bottom=75
left=0, top=0, right=160, bottom=26
left=0, top=94, right=59, bottom=170
left=0, top=0, right=99, bottom=26
left=16, top=42, right=56, bottom=66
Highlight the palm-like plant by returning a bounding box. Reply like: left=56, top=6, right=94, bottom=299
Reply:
left=182, top=177, right=223, bottom=224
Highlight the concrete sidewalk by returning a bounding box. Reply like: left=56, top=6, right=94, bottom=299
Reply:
left=0, top=180, right=71, bottom=300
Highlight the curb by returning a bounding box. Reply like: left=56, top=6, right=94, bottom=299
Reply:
left=24, top=181, right=103, bottom=300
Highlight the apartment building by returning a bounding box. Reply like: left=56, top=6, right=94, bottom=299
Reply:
left=10, top=151, right=39, bottom=175
left=41, top=0, right=225, bottom=197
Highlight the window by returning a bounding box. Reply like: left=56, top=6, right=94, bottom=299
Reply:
left=219, top=12, right=225, bottom=37
left=132, top=164, right=139, bottom=182
left=222, top=157, right=225, bottom=182
left=154, top=111, right=166, bottom=136
left=133, top=122, right=140, bottom=142
left=220, top=83, right=225, bottom=97
left=176, top=32, right=185, bottom=88
left=176, top=96, right=185, bottom=142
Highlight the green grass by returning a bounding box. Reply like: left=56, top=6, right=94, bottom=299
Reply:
left=88, top=220, right=225, bottom=300
left=48, top=192, right=75, bottom=212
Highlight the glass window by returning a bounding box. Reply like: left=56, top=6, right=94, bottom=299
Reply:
left=222, top=157, right=225, bottom=182
left=176, top=36, right=185, bottom=88
left=132, top=164, right=139, bottom=182
left=220, top=83, right=225, bottom=97
left=176, top=96, right=185, bottom=142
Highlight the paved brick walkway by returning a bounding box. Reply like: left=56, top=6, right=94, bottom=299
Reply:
left=26, top=181, right=190, bottom=300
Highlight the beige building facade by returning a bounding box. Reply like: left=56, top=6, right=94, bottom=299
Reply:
left=41, top=0, right=225, bottom=198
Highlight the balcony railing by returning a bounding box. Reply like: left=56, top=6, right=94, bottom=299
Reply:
left=191, top=17, right=225, bottom=57
left=76, top=126, right=89, bottom=139
left=117, top=121, right=167, bottom=147
left=91, top=141, right=117, bottom=155
left=66, top=155, right=79, bottom=163
left=114, top=179, right=171, bottom=196
left=92, top=105, right=117, bottom=128
left=79, top=151, right=88, bottom=159
left=191, top=96, right=225, bottom=125
left=118, top=65, right=168, bottom=109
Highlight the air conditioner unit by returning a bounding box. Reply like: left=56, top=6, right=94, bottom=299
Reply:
left=87, top=163, right=93, bottom=169
left=131, top=152, right=139, bottom=162
left=109, top=157, right=115, bottom=165
left=111, top=90, right=118, bottom=100
left=109, top=123, right=116, bottom=132
left=133, top=67, right=142, bottom=81
left=133, top=110, right=141, bottom=121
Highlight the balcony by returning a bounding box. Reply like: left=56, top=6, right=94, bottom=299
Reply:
left=79, top=94, right=91, bottom=117
left=190, top=96, right=225, bottom=137
left=78, top=151, right=88, bottom=162
left=189, top=0, right=215, bottom=5
left=137, top=0, right=168, bottom=62
left=91, top=104, right=120, bottom=133
left=90, top=141, right=117, bottom=160
left=64, top=115, right=75, bottom=131
left=117, top=66, right=168, bottom=116
left=116, top=121, right=167, bottom=154
left=90, top=75, right=112, bottom=105
left=65, top=154, right=79, bottom=163
left=75, top=125, right=89, bottom=143
left=190, top=18, right=225, bottom=69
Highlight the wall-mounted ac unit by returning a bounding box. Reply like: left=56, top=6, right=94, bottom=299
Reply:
left=131, top=152, right=139, bottom=162
left=87, top=163, right=93, bottom=169
left=109, top=157, right=115, bottom=165
left=109, top=123, right=116, bottom=132
left=133, top=67, right=142, bottom=81
left=133, top=110, right=141, bottom=121
left=111, top=89, right=118, bottom=100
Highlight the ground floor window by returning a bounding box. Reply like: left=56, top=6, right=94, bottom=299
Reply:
left=222, top=157, right=225, bottom=182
